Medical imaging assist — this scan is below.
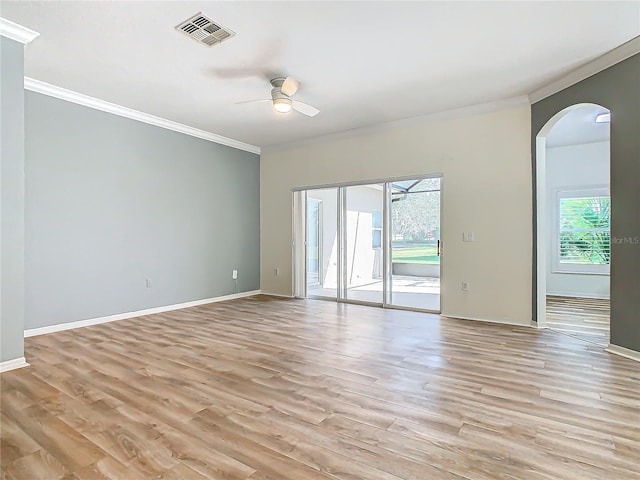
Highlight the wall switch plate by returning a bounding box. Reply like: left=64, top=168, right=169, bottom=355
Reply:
left=232, top=270, right=238, bottom=280
left=463, top=232, right=474, bottom=242
left=462, top=281, right=469, bottom=291
left=275, top=268, right=279, bottom=276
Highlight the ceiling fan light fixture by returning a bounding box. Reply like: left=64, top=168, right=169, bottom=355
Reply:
left=273, top=98, right=292, bottom=113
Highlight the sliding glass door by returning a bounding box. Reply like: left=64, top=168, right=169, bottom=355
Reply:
left=297, top=175, right=441, bottom=312
left=344, top=184, right=384, bottom=304
left=388, top=178, right=441, bottom=311
left=306, top=188, right=338, bottom=299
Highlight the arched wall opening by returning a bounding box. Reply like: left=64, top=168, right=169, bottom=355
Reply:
left=530, top=52, right=639, bottom=358
left=535, top=103, right=611, bottom=342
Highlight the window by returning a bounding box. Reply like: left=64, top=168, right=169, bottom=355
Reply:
left=372, top=210, right=382, bottom=249
left=556, top=188, right=610, bottom=274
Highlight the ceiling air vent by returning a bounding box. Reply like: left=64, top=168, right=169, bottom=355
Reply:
left=175, top=13, right=235, bottom=47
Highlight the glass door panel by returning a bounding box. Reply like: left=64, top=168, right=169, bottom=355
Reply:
left=306, top=188, right=338, bottom=299
left=307, top=198, right=321, bottom=286
left=344, top=184, right=384, bottom=304
left=389, top=177, right=441, bottom=311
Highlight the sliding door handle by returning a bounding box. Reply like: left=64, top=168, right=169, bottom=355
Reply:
left=437, top=240, right=441, bottom=256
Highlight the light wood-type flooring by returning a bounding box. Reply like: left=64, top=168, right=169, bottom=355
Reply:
left=546, top=296, right=610, bottom=347
left=1, top=295, right=639, bottom=479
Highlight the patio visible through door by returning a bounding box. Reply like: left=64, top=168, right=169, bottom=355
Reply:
left=296, top=174, right=442, bottom=313
left=388, top=178, right=441, bottom=311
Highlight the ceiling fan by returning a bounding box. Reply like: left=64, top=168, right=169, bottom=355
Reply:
left=236, top=77, right=320, bottom=117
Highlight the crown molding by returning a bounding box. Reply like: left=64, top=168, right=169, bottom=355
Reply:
left=262, top=95, right=530, bottom=155
left=529, top=36, right=640, bottom=104
left=0, top=17, right=39, bottom=44
left=24, top=78, right=261, bottom=155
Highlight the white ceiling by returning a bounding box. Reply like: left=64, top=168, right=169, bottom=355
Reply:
left=2, top=1, right=638, bottom=149
left=546, top=104, right=610, bottom=148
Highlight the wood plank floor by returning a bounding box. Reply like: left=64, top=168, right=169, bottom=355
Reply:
left=2, top=295, right=639, bottom=480
left=546, top=296, right=610, bottom=347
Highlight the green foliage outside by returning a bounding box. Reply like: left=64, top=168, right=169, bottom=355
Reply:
left=392, top=245, right=440, bottom=264
left=559, top=196, right=610, bottom=265
left=391, top=180, right=441, bottom=264
left=391, top=183, right=440, bottom=242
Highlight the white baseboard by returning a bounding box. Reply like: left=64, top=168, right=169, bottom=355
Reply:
left=441, top=314, right=529, bottom=328
left=0, top=357, right=29, bottom=373
left=530, top=321, right=548, bottom=329
left=606, top=344, right=640, bottom=362
left=260, top=292, right=295, bottom=299
left=24, top=290, right=261, bottom=338
left=547, top=292, right=610, bottom=300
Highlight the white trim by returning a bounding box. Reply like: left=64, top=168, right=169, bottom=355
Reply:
left=263, top=96, right=530, bottom=154
left=529, top=36, right=640, bottom=104
left=536, top=134, right=548, bottom=327
left=535, top=103, right=612, bottom=327
left=0, top=18, right=39, bottom=44
left=23, top=78, right=261, bottom=155
left=530, top=321, right=548, bottom=329
left=291, top=172, right=444, bottom=193
left=24, top=290, right=261, bottom=338
left=292, top=191, right=307, bottom=298
left=441, top=314, right=530, bottom=328
left=0, top=357, right=29, bottom=373
left=260, top=292, right=295, bottom=299
left=547, top=291, right=609, bottom=300
left=550, top=270, right=609, bottom=276
left=606, top=344, right=640, bottom=363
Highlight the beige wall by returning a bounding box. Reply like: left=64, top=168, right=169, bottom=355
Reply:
left=261, top=105, right=532, bottom=325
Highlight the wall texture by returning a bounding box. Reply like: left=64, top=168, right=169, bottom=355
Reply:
left=546, top=141, right=610, bottom=298
left=0, top=37, right=26, bottom=362
left=262, top=105, right=532, bottom=325
left=25, top=92, right=260, bottom=330
left=531, top=53, right=640, bottom=352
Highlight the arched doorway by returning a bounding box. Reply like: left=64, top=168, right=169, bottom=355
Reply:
left=535, top=103, right=611, bottom=346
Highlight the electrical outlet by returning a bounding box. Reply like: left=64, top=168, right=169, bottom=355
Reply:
left=232, top=269, right=238, bottom=280
left=462, top=281, right=469, bottom=291
left=463, top=232, right=474, bottom=242
left=145, top=278, right=152, bottom=288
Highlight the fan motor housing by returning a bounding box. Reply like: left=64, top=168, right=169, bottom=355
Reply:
left=271, top=89, right=290, bottom=101
left=270, top=77, right=286, bottom=89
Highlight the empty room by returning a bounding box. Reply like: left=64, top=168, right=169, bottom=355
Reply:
left=1, top=2, right=639, bottom=479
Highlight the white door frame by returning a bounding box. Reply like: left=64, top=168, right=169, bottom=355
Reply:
left=306, top=197, right=323, bottom=287
left=384, top=174, right=442, bottom=313
left=292, top=191, right=306, bottom=298
left=534, top=103, right=608, bottom=327
left=292, top=173, right=443, bottom=313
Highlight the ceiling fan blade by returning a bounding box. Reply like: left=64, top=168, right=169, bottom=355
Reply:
left=281, top=76, right=301, bottom=96
left=292, top=100, right=319, bottom=117
left=234, top=99, right=271, bottom=105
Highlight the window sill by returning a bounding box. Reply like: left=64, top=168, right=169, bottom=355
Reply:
left=551, top=269, right=610, bottom=276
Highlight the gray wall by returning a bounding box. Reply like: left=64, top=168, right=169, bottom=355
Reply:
left=0, top=37, right=26, bottom=362
left=25, top=92, right=260, bottom=330
left=531, top=53, right=640, bottom=352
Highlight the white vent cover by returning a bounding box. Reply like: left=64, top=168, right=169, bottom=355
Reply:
left=175, top=13, right=235, bottom=47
